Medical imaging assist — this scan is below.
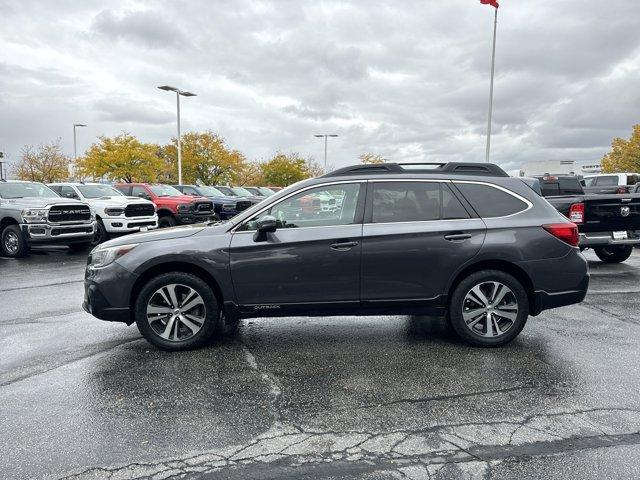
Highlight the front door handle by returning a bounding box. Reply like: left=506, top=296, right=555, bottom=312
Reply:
left=444, top=233, right=472, bottom=241
left=330, top=241, right=359, bottom=251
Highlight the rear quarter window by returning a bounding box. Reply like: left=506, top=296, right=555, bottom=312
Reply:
left=454, top=182, right=529, bottom=218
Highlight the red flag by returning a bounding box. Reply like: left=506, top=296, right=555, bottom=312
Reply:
left=480, top=0, right=499, bottom=8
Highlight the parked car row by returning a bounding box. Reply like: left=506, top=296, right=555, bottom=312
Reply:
left=0, top=178, right=281, bottom=258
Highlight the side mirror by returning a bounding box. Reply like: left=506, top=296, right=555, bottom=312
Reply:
left=253, top=215, right=277, bottom=242
left=137, top=192, right=149, bottom=199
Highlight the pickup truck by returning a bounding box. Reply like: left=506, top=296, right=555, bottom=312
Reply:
left=0, top=180, right=95, bottom=258
left=534, top=175, right=640, bottom=263
left=48, top=182, right=158, bottom=244
left=114, top=183, right=215, bottom=228
left=171, top=185, right=238, bottom=220
left=582, top=173, right=640, bottom=195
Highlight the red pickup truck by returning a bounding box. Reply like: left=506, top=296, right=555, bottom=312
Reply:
left=114, top=183, right=215, bottom=228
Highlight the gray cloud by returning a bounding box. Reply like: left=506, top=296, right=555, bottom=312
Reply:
left=0, top=0, right=639, bottom=174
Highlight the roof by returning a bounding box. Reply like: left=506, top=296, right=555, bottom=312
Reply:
left=322, top=162, right=508, bottom=178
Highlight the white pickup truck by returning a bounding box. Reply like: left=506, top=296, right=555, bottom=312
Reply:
left=48, top=183, right=158, bottom=244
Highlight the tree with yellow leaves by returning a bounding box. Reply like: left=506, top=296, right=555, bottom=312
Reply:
left=13, top=141, right=71, bottom=182
left=162, top=131, right=246, bottom=185
left=359, top=153, right=385, bottom=164
left=76, top=133, right=163, bottom=183
left=261, top=152, right=316, bottom=187
left=601, top=125, right=640, bottom=173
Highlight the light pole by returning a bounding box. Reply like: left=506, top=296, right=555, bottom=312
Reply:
left=72, top=123, right=86, bottom=180
left=158, top=85, right=197, bottom=185
left=314, top=134, right=338, bottom=171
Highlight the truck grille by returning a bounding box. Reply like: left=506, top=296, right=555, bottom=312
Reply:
left=48, top=204, right=91, bottom=223
left=195, top=202, right=213, bottom=213
left=236, top=200, right=252, bottom=212
left=125, top=203, right=155, bottom=217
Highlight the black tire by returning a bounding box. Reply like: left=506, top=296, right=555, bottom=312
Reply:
left=135, top=272, right=220, bottom=351
left=92, top=219, right=109, bottom=246
left=594, top=245, right=633, bottom=264
left=448, top=270, right=529, bottom=347
left=1, top=224, right=29, bottom=258
left=158, top=215, right=177, bottom=228
left=68, top=242, right=92, bottom=253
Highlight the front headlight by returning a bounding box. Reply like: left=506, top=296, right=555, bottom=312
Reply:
left=105, top=208, right=124, bottom=216
left=88, top=243, right=138, bottom=269
left=22, top=208, right=48, bottom=223
left=177, top=203, right=191, bottom=213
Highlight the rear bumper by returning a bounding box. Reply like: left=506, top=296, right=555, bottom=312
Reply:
left=579, top=231, right=640, bottom=247
left=533, top=275, right=589, bottom=314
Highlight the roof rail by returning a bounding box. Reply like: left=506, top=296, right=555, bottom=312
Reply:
left=322, top=162, right=508, bottom=178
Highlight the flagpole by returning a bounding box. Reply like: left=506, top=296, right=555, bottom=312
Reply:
left=485, top=6, right=498, bottom=162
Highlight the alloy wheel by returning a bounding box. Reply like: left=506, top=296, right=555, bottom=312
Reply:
left=462, top=281, right=518, bottom=338
left=4, top=231, right=20, bottom=255
left=146, top=283, right=206, bottom=342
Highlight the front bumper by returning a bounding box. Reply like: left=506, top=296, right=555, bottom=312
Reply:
left=177, top=213, right=218, bottom=224
left=102, top=215, right=158, bottom=233
left=579, top=231, right=640, bottom=247
left=83, top=260, right=136, bottom=323
left=21, top=221, right=96, bottom=244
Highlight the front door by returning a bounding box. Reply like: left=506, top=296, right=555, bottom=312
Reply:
left=229, top=182, right=365, bottom=312
left=361, top=180, right=486, bottom=308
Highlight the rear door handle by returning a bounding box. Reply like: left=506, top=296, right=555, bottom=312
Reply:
left=444, top=233, right=472, bottom=241
left=330, top=241, right=359, bottom=250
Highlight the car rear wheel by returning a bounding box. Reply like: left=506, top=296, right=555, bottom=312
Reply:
left=449, top=270, right=529, bottom=347
left=594, top=245, right=633, bottom=264
left=135, top=272, right=220, bottom=350
left=1, top=225, right=29, bottom=258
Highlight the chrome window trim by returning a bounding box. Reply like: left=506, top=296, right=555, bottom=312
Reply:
left=229, top=180, right=365, bottom=233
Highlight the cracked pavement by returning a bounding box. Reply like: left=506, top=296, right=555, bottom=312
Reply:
left=2, top=248, right=640, bottom=479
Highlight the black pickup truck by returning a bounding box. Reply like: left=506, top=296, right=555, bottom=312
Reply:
left=532, top=175, right=640, bottom=263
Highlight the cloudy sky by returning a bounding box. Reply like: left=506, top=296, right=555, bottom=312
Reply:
left=1, top=0, right=639, bottom=174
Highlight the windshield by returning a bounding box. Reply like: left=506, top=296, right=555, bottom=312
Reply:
left=244, top=187, right=262, bottom=196
left=197, top=186, right=225, bottom=197
left=215, top=186, right=236, bottom=196
left=232, top=187, right=252, bottom=196
left=77, top=184, right=123, bottom=198
left=149, top=185, right=182, bottom=197
left=0, top=182, right=59, bottom=199
left=258, top=187, right=275, bottom=196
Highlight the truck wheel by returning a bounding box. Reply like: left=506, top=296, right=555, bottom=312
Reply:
left=135, top=272, right=220, bottom=351
left=92, top=219, right=109, bottom=246
left=68, top=242, right=92, bottom=253
left=158, top=215, right=177, bottom=228
left=594, top=245, right=633, bottom=264
left=448, top=270, right=529, bottom=347
left=1, top=224, right=29, bottom=258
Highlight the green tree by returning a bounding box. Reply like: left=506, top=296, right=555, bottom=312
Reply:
left=162, top=131, right=246, bottom=185
left=261, top=152, right=316, bottom=187
left=13, top=141, right=71, bottom=182
left=76, top=133, right=163, bottom=183
left=359, top=153, right=385, bottom=164
left=235, top=161, right=265, bottom=186
left=602, top=125, right=640, bottom=173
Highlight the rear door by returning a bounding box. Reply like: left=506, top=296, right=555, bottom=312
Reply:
left=229, top=182, right=365, bottom=311
left=361, top=180, right=486, bottom=307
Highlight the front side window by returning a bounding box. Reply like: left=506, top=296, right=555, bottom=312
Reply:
left=239, top=183, right=361, bottom=231
left=454, top=182, right=528, bottom=218
left=131, top=186, right=151, bottom=199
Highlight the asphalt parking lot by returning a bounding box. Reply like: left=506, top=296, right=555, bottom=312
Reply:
left=2, top=248, right=640, bottom=480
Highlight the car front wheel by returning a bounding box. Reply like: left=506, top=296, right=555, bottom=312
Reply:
left=1, top=225, right=29, bottom=258
left=135, top=272, right=220, bottom=350
left=448, top=270, right=529, bottom=347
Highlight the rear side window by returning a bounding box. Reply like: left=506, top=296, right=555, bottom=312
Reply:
left=595, top=176, right=618, bottom=186
left=371, top=182, right=469, bottom=223
left=454, top=183, right=528, bottom=218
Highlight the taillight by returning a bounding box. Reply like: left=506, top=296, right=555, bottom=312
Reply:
left=569, top=203, right=584, bottom=224
left=543, top=223, right=579, bottom=247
